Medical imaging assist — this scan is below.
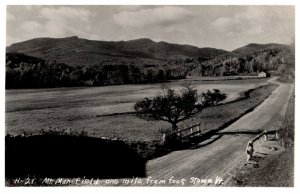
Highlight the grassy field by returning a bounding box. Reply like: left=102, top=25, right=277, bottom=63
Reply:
left=6, top=78, right=271, bottom=141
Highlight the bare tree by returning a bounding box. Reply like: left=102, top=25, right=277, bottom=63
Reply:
left=134, top=86, right=226, bottom=131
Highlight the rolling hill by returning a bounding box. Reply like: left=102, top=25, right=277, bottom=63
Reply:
left=231, top=43, right=290, bottom=57
left=6, top=36, right=228, bottom=66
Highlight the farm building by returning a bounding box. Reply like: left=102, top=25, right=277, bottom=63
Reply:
left=258, top=71, right=267, bottom=77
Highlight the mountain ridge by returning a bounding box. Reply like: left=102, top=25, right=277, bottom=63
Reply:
left=6, top=36, right=228, bottom=66
left=232, top=43, right=289, bottom=56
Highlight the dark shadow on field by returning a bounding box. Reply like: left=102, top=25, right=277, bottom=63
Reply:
left=216, top=130, right=263, bottom=135
left=189, top=135, right=223, bottom=149
left=5, top=134, right=146, bottom=180
left=171, top=129, right=263, bottom=151
left=250, top=155, right=263, bottom=163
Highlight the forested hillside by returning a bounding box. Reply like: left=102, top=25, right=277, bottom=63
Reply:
left=188, top=43, right=292, bottom=77
left=6, top=52, right=187, bottom=88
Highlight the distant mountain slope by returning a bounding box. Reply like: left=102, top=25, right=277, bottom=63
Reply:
left=189, top=43, right=292, bottom=77
left=6, top=36, right=228, bottom=66
left=230, top=43, right=289, bottom=57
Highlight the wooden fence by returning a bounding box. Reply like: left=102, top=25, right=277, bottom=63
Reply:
left=160, top=116, right=283, bottom=163
left=246, top=128, right=280, bottom=161
left=161, top=123, right=205, bottom=143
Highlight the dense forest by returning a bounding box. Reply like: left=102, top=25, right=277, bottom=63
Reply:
left=6, top=52, right=187, bottom=89
left=188, top=47, right=291, bottom=77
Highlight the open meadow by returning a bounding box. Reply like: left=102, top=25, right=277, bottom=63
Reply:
left=6, top=78, right=272, bottom=141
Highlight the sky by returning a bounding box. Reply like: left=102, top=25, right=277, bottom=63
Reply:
left=6, top=5, right=295, bottom=51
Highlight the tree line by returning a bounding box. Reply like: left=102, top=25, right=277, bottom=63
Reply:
left=6, top=52, right=187, bottom=89
left=188, top=49, right=288, bottom=76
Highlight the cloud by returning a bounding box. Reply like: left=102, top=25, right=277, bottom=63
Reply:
left=10, top=6, right=100, bottom=42
left=40, top=6, right=97, bottom=37
left=44, top=21, right=99, bottom=39
left=6, top=35, right=22, bottom=45
left=209, top=6, right=293, bottom=38
left=20, top=21, right=44, bottom=34
left=115, top=5, right=143, bottom=12
left=210, top=17, right=231, bottom=29
left=24, top=5, right=33, bottom=11
left=40, top=6, right=93, bottom=22
left=210, top=13, right=263, bottom=36
left=113, top=6, right=194, bottom=27
left=207, top=6, right=294, bottom=49
left=18, top=20, right=73, bottom=39
left=44, top=21, right=71, bottom=37
left=7, top=12, right=15, bottom=21
left=15, top=21, right=48, bottom=42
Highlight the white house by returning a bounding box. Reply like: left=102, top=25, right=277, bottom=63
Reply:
left=258, top=71, right=267, bottom=78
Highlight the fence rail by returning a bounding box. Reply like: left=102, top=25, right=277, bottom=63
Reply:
left=161, top=116, right=283, bottom=162
left=246, top=128, right=280, bottom=161
left=161, top=123, right=205, bottom=143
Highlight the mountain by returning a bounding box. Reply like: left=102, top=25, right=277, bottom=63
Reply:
left=6, top=36, right=228, bottom=66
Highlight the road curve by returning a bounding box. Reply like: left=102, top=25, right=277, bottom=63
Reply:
left=144, top=77, right=294, bottom=186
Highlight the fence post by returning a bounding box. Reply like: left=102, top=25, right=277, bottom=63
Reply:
left=161, top=133, right=166, bottom=144
left=246, top=141, right=254, bottom=161
left=196, top=125, right=200, bottom=136
left=275, top=129, right=279, bottom=140
left=264, top=130, right=268, bottom=141
left=190, top=127, right=193, bottom=134
left=177, top=131, right=181, bottom=138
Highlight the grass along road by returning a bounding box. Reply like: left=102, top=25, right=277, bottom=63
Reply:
left=227, top=87, right=295, bottom=186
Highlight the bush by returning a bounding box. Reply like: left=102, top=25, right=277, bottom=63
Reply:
left=5, top=134, right=146, bottom=180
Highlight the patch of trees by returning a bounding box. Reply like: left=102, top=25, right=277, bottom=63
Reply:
left=188, top=49, right=289, bottom=76
left=6, top=52, right=187, bottom=89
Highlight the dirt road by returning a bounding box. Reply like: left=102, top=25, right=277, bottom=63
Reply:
left=143, top=77, right=294, bottom=186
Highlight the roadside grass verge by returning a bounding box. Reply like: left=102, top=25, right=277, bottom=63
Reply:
left=189, top=76, right=268, bottom=82
left=234, top=148, right=294, bottom=187
left=277, top=50, right=294, bottom=83
left=231, top=88, right=294, bottom=187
